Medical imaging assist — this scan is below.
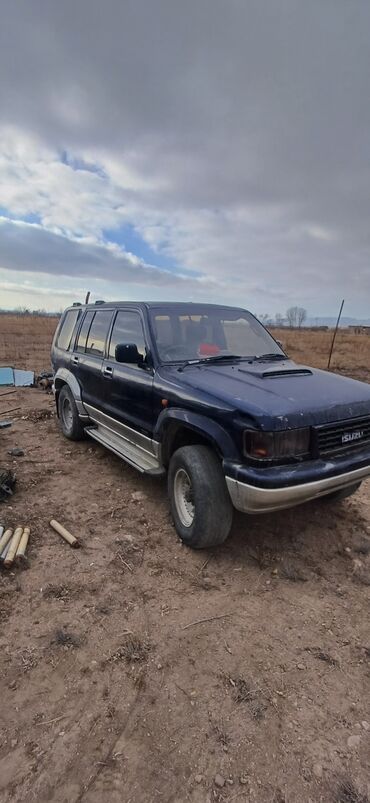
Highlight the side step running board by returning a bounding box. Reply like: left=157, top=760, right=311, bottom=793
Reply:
left=85, top=425, right=165, bottom=476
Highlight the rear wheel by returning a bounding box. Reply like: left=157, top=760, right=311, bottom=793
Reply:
left=168, top=445, right=233, bottom=548
left=321, top=481, right=361, bottom=503
left=58, top=385, right=85, bottom=441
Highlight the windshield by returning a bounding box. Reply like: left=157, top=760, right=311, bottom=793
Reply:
left=149, top=306, right=284, bottom=363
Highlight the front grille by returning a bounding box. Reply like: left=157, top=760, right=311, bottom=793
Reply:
left=315, top=416, right=370, bottom=456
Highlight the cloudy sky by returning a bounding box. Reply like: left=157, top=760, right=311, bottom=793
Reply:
left=1, top=0, right=369, bottom=318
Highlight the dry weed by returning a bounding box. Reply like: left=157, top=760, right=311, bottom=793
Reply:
left=280, top=560, right=308, bottom=582
left=53, top=628, right=81, bottom=648
left=228, top=675, right=267, bottom=720
left=109, top=634, right=150, bottom=664
left=335, top=777, right=369, bottom=803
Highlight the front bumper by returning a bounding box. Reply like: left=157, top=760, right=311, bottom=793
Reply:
left=225, top=462, right=370, bottom=514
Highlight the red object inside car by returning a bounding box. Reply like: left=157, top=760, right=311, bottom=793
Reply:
left=198, top=343, right=220, bottom=356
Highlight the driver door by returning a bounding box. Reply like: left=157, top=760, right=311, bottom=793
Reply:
left=102, top=309, right=154, bottom=436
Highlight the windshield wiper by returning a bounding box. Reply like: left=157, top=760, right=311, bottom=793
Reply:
left=178, top=354, right=242, bottom=371
left=252, top=353, right=287, bottom=362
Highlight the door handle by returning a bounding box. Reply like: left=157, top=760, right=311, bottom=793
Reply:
left=103, top=366, right=113, bottom=378
left=71, top=356, right=79, bottom=365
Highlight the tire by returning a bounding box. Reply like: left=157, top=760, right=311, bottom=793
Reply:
left=168, top=445, right=233, bottom=548
left=321, top=481, right=361, bottom=503
left=57, top=385, right=85, bottom=441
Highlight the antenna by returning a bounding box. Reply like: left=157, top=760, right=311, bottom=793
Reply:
left=85, top=291, right=91, bottom=305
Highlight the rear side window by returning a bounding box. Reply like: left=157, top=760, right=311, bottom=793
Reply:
left=57, top=309, right=80, bottom=351
left=76, top=311, right=95, bottom=353
left=86, top=310, right=113, bottom=356
left=108, top=310, right=146, bottom=360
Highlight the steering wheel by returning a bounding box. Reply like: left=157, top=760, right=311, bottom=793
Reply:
left=162, top=345, right=192, bottom=360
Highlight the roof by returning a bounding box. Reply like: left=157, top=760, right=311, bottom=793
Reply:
left=67, top=300, right=248, bottom=312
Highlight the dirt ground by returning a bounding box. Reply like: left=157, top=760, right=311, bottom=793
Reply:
left=0, top=318, right=369, bottom=803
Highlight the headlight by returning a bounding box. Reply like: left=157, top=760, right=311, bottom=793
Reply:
left=244, top=428, right=310, bottom=460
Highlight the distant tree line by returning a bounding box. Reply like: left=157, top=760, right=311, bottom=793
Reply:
left=0, top=307, right=62, bottom=317
left=258, top=307, right=307, bottom=328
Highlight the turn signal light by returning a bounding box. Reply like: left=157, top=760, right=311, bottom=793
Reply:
left=244, top=428, right=310, bottom=460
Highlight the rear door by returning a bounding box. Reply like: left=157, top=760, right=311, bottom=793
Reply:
left=71, top=308, right=114, bottom=411
left=102, top=308, right=154, bottom=436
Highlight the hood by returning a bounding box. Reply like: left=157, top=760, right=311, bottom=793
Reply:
left=157, top=359, right=370, bottom=430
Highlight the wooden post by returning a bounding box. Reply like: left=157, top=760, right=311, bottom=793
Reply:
left=0, top=528, right=13, bottom=557
left=4, top=527, right=24, bottom=567
left=16, top=527, right=30, bottom=561
left=50, top=519, right=79, bottom=548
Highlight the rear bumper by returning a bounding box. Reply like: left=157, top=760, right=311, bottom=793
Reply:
left=226, top=463, right=370, bottom=514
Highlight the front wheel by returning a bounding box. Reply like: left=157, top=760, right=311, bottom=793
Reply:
left=168, top=445, right=233, bottom=548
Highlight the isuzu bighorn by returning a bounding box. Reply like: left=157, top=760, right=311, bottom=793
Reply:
left=52, top=302, right=370, bottom=548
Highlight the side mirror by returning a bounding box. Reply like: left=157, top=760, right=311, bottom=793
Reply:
left=115, top=343, right=142, bottom=364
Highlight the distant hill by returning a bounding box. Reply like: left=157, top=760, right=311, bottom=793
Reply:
left=305, top=317, right=370, bottom=327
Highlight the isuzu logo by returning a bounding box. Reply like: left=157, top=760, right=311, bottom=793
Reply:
left=342, top=430, right=364, bottom=443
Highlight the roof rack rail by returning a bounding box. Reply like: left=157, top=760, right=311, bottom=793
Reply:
left=72, top=302, right=82, bottom=306
left=95, top=299, right=105, bottom=305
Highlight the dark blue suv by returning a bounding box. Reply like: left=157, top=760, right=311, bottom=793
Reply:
left=52, top=301, right=370, bottom=548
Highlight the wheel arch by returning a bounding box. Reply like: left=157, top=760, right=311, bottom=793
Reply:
left=156, top=409, right=238, bottom=467
left=54, top=368, right=85, bottom=417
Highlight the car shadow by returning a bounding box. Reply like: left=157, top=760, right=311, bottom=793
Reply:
left=215, top=490, right=370, bottom=579
left=84, top=436, right=369, bottom=574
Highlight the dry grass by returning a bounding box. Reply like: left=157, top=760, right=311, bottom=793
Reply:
left=227, top=674, right=268, bottom=719
left=273, top=328, right=370, bottom=381
left=109, top=634, right=151, bottom=664
left=0, top=315, right=370, bottom=382
left=53, top=628, right=82, bottom=648
left=0, top=314, right=59, bottom=372
left=335, top=778, right=369, bottom=803
left=280, top=559, right=308, bottom=582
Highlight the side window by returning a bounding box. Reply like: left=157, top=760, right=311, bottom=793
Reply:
left=109, top=311, right=146, bottom=361
left=86, top=310, right=113, bottom=356
left=57, top=309, right=81, bottom=351
left=76, top=311, right=95, bottom=353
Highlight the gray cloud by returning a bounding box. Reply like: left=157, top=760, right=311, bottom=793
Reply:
left=0, top=218, right=189, bottom=287
left=0, top=0, right=370, bottom=314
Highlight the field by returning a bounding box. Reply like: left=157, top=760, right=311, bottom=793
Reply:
left=0, top=316, right=369, bottom=803
left=1, top=314, right=370, bottom=379
left=275, top=327, right=370, bottom=384
left=0, top=314, right=59, bottom=373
